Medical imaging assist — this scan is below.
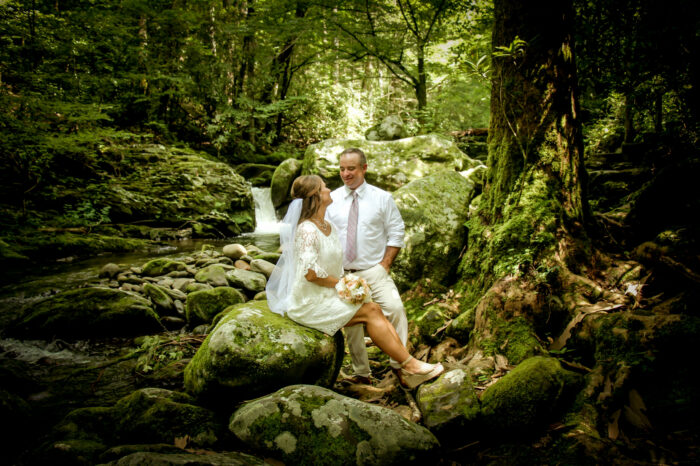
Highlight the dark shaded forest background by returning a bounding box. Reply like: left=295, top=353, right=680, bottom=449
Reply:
left=1, top=0, right=696, bottom=235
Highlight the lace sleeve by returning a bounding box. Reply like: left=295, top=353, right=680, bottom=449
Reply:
left=295, top=222, right=329, bottom=279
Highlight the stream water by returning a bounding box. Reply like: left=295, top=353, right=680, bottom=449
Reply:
left=0, top=189, right=282, bottom=454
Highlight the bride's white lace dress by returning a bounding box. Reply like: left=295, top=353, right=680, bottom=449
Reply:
left=285, top=220, right=361, bottom=335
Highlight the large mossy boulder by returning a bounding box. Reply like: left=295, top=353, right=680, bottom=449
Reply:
left=392, top=169, right=484, bottom=291
left=480, top=356, right=582, bottom=433
left=41, top=388, right=223, bottom=464
left=302, top=134, right=483, bottom=191
left=185, top=287, right=246, bottom=326
left=9, top=287, right=162, bottom=339
left=100, top=451, right=266, bottom=465
left=102, top=144, right=255, bottom=235
left=230, top=384, right=440, bottom=465
left=184, top=301, right=344, bottom=401
left=270, top=158, right=303, bottom=208
left=416, top=369, right=481, bottom=441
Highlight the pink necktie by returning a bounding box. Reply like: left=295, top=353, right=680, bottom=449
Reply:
left=345, top=190, right=358, bottom=263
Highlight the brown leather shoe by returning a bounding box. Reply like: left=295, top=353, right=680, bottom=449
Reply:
left=339, top=375, right=372, bottom=386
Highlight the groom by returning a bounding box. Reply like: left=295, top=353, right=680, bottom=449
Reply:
left=326, top=147, right=408, bottom=385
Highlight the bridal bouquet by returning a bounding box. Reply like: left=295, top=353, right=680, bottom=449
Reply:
left=335, top=273, right=371, bottom=305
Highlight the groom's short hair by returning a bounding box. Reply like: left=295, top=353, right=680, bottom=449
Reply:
left=340, top=147, right=367, bottom=166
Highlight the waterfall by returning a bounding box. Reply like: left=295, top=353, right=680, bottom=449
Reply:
left=252, top=187, right=280, bottom=234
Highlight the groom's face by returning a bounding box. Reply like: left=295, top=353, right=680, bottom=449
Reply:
left=339, top=153, right=367, bottom=190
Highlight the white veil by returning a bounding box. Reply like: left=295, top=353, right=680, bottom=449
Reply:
left=266, top=198, right=302, bottom=315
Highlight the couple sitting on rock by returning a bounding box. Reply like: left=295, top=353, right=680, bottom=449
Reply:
left=267, top=148, right=443, bottom=389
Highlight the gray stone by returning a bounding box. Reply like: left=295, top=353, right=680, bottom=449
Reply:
left=222, top=243, right=248, bottom=260
left=391, top=169, right=484, bottom=291
left=186, top=287, right=247, bottom=326
left=270, top=158, right=303, bottom=207
left=194, top=265, right=229, bottom=287
left=249, top=259, right=275, bottom=278
left=230, top=384, right=440, bottom=465
left=225, top=268, right=267, bottom=293
left=143, top=283, right=175, bottom=315
left=416, top=369, right=481, bottom=439
left=99, top=263, right=122, bottom=278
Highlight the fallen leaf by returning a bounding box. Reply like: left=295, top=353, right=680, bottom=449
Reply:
left=608, top=409, right=621, bottom=440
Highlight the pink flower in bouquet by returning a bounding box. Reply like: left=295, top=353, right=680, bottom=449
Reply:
left=335, top=273, right=371, bottom=305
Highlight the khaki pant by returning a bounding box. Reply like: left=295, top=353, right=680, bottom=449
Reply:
left=343, top=264, right=408, bottom=376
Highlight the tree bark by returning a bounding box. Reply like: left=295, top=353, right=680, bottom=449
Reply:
left=456, top=0, right=589, bottom=361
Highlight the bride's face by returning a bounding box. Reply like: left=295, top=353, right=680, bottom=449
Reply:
left=320, top=182, right=332, bottom=206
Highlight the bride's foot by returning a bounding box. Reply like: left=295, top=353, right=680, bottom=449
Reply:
left=397, top=356, right=444, bottom=389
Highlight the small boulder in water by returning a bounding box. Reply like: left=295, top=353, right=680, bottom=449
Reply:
left=99, top=263, right=122, bottom=278
left=222, top=243, right=247, bottom=260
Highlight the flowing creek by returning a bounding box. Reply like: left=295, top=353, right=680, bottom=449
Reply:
left=0, top=188, right=281, bottom=456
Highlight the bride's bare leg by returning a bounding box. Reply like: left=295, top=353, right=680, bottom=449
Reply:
left=346, top=302, right=409, bottom=363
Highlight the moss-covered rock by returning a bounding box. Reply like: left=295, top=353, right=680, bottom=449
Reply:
left=100, top=450, right=266, bottom=465
left=230, top=384, right=440, bottom=465
left=249, top=258, right=275, bottom=278
left=102, top=144, right=255, bottom=236
left=0, top=238, right=29, bottom=261
left=480, top=356, right=582, bottom=433
left=365, top=115, right=409, bottom=141
left=235, top=162, right=276, bottom=187
left=142, top=283, right=175, bottom=315
left=42, top=388, right=223, bottom=464
left=392, top=169, right=484, bottom=291
left=184, top=301, right=344, bottom=401
left=270, top=158, right=303, bottom=207
left=225, top=268, right=267, bottom=293
left=303, top=134, right=483, bottom=191
left=9, top=287, right=162, bottom=339
left=194, top=264, right=229, bottom=287
left=416, top=369, right=481, bottom=441
left=141, top=259, right=187, bottom=277
left=185, top=287, right=247, bottom=326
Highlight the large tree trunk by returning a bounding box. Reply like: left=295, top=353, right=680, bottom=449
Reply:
left=456, top=0, right=588, bottom=363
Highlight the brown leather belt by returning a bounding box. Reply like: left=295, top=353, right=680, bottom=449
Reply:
left=345, top=268, right=366, bottom=274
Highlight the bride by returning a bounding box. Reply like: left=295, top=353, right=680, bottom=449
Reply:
left=266, top=175, right=443, bottom=389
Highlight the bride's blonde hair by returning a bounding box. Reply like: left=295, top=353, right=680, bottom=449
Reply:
left=291, top=175, right=323, bottom=223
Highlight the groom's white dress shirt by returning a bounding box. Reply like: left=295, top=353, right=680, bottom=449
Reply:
left=327, top=182, right=405, bottom=271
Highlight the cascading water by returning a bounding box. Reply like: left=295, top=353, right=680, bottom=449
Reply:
left=252, top=187, right=280, bottom=234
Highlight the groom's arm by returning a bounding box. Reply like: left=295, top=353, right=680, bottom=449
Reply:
left=379, top=246, right=400, bottom=272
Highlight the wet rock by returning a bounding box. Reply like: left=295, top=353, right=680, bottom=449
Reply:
left=160, top=316, right=186, bottom=330
left=392, top=169, right=484, bottom=292
left=194, top=265, right=229, bottom=287
left=416, top=369, right=481, bottom=441
left=234, top=259, right=251, bottom=270
left=185, top=287, right=247, bottom=326
left=185, top=282, right=213, bottom=293
left=171, top=278, right=194, bottom=292
left=99, top=263, right=122, bottom=278
left=270, top=158, right=303, bottom=208
left=222, top=243, right=247, bottom=260
left=251, top=252, right=280, bottom=264
left=143, top=283, right=175, bottom=315
left=230, top=384, right=439, bottom=465
left=9, top=287, right=162, bottom=339
left=225, top=269, right=266, bottom=293
left=100, top=450, right=266, bottom=465
left=249, top=259, right=274, bottom=278
left=184, top=301, right=343, bottom=401
left=480, top=356, right=582, bottom=433
left=142, top=259, right=188, bottom=277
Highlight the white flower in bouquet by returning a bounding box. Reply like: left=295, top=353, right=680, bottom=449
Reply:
left=335, top=273, right=371, bottom=305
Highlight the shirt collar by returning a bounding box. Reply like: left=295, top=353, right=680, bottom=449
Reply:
left=344, top=181, right=367, bottom=199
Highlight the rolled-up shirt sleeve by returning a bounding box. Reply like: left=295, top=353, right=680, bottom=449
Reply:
left=385, top=196, right=405, bottom=248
